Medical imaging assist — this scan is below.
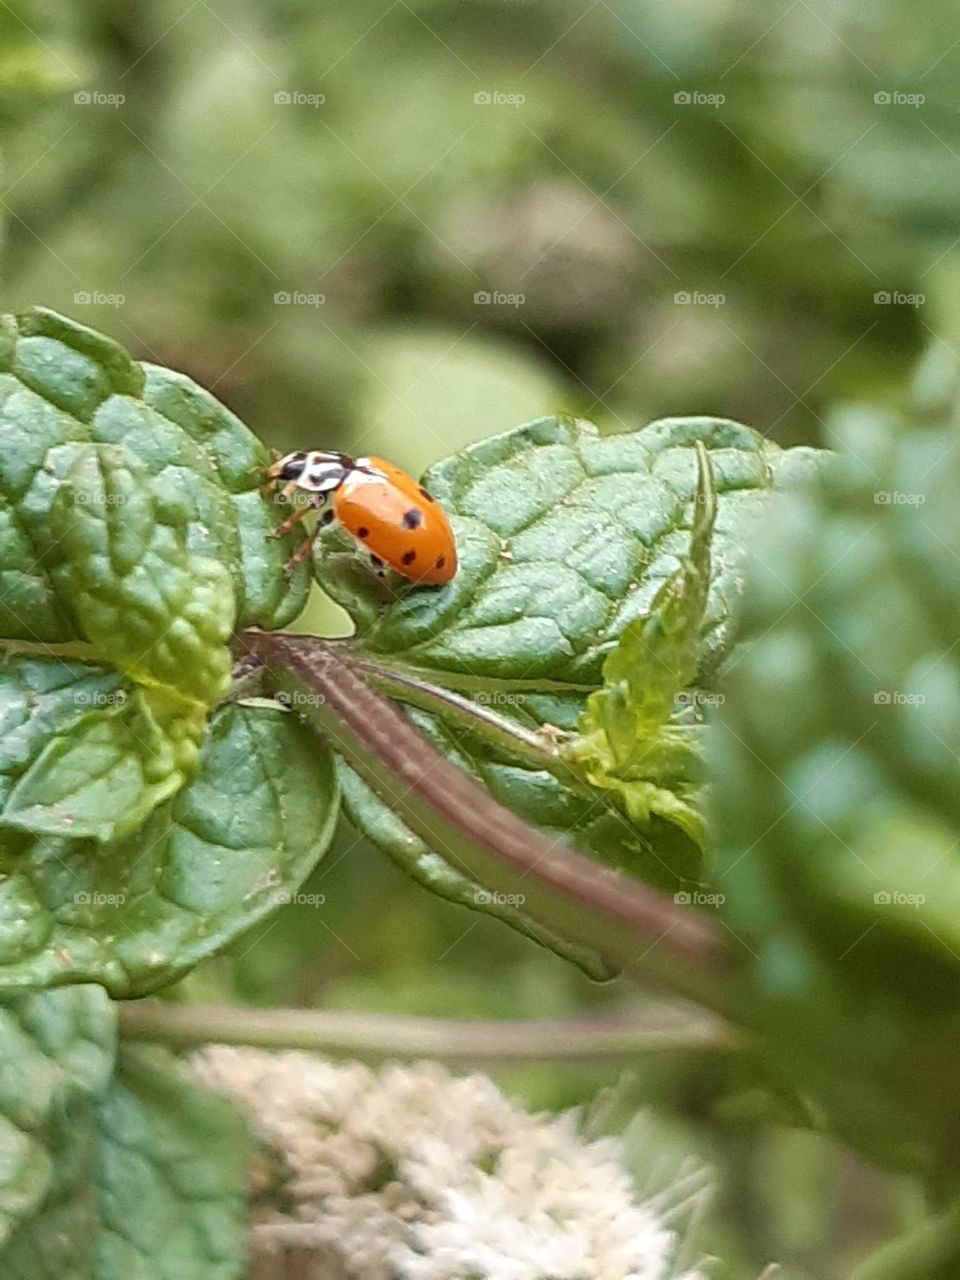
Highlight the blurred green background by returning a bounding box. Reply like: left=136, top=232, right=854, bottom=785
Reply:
left=3, top=1, right=957, bottom=1273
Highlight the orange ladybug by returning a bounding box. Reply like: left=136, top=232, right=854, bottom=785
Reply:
left=263, top=450, right=458, bottom=585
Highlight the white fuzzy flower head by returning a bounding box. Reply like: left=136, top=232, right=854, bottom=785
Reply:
left=190, top=1048, right=708, bottom=1280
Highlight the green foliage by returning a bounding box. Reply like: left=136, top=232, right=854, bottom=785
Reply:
left=329, top=414, right=823, bottom=946
left=0, top=987, right=248, bottom=1280
left=0, top=311, right=340, bottom=994
left=567, top=443, right=714, bottom=847
left=713, top=380, right=960, bottom=1186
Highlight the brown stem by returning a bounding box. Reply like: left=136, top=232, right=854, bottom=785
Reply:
left=240, top=631, right=735, bottom=1018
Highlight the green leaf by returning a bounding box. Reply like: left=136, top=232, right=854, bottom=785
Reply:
left=0, top=658, right=339, bottom=995
left=712, top=397, right=960, bottom=1178
left=0, top=991, right=249, bottom=1280
left=319, top=416, right=822, bottom=943
left=0, top=985, right=116, bottom=1278
left=3, top=691, right=191, bottom=842
left=40, top=443, right=234, bottom=709
left=318, top=414, right=822, bottom=683
left=565, top=443, right=716, bottom=848
left=95, top=1049, right=249, bottom=1280
left=0, top=306, right=308, bottom=643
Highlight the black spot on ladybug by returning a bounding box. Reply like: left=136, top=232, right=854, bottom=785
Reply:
left=402, top=508, right=422, bottom=529
left=418, top=487, right=436, bottom=503
left=320, top=510, right=335, bottom=527
left=401, top=549, right=417, bottom=566
left=357, top=526, right=370, bottom=539
left=435, top=555, right=446, bottom=570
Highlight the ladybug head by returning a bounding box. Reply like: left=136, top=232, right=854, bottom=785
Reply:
left=266, top=449, right=353, bottom=493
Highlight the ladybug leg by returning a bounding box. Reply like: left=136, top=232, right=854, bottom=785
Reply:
left=369, top=553, right=387, bottom=578
left=267, top=504, right=312, bottom=540
left=283, top=526, right=320, bottom=576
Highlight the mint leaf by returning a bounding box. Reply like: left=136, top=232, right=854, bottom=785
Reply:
left=95, top=1049, right=249, bottom=1280
left=320, top=415, right=822, bottom=683
left=0, top=985, right=116, bottom=1278
left=321, top=416, right=822, bottom=936
left=0, top=306, right=308, bottom=643
left=40, top=443, right=234, bottom=709
left=713, top=399, right=960, bottom=1176
left=565, top=443, right=715, bottom=848
left=0, top=661, right=339, bottom=995
left=3, top=692, right=188, bottom=842
left=0, top=991, right=248, bottom=1280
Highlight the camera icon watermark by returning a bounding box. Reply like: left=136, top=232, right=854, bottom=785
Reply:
left=74, top=290, right=125, bottom=308
left=75, top=689, right=127, bottom=707
left=674, top=890, right=726, bottom=907
left=271, top=890, right=327, bottom=907
left=873, top=890, right=925, bottom=906
left=74, top=90, right=125, bottom=107
left=274, top=90, right=325, bottom=107
left=473, top=289, right=525, bottom=307
left=474, top=889, right=526, bottom=906
left=275, top=690, right=327, bottom=708
left=873, top=690, right=926, bottom=706
left=274, top=290, right=325, bottom=307
left=873, top=490, right=925, bottom=506
left=874, top=290, right=924, bottom=307
left=674, top=290, right=725, bottom=308
left=74, top=891, right=127, bottom=906
left=674, top=90, right=725, bottom=108
left=473, top=90, right=525, bottom=107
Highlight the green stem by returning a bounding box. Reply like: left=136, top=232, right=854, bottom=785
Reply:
left=240, top=631, right=735, bottom=1019
left=119, top=1001, right=739, bottom=1065
left=350, top=655, right=594, bottom=795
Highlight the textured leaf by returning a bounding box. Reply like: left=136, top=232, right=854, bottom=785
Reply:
left=319, top=416, right=823, bottom=939
left=566, top=443, right=715, bottom=847
left=318, top=415, right=823, bottom=684
left=0, top=985, right=116, bottom=1279
left=0, top=306, right=308, bottom=643
left=3, top=692, right=190, bottom=842
left=713, top=396, right=960, bottom=1178
left=0, top=656, right=339, bottom=995
left=41, top=443, right=234, bottom=709
left=95, top=1049, right=249, bottom=1280
left=0, top=993, right=248, bottom=1280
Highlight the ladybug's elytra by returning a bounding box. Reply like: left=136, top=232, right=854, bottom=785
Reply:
left=263, top=450, right=458, bottom=585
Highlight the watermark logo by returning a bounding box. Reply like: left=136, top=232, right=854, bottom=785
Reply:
left=74, top=90, right=125, bottom=107
left=274, top=290, right=325, bottom=307
left=674, top=90, right=725, bottom=108
left=474, top=690, right=527, bottom=707
left=74, top=290, right=125, bottom=308
left=674, top=890, right=726, bottom=907
left=874, top=490, right=925, bottom=506
left=676, top=690, right=726, bottom=709
left=274, top=90, right=326, bottom=107
left=272, top=890, right=327, bottom=907
left=75, top=891, right=126, bottom=906
left=874, top=90, right=925, bottom=107
left=874, top=290, right=924, bottom=307
left=75, top=689, right=127, bottom=707
left=674, top=290, right=725, bottom=307
left=475, top=889, right=526, bottom=906
left=873, top=690, right=926, bottom=706
left=474, top=290, right=525, bottom=308
left=874, top=890, right=925, bottom=906
left=275, top=690, right=327, bottom=708
left=473, top=90, right=525, bottom=107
